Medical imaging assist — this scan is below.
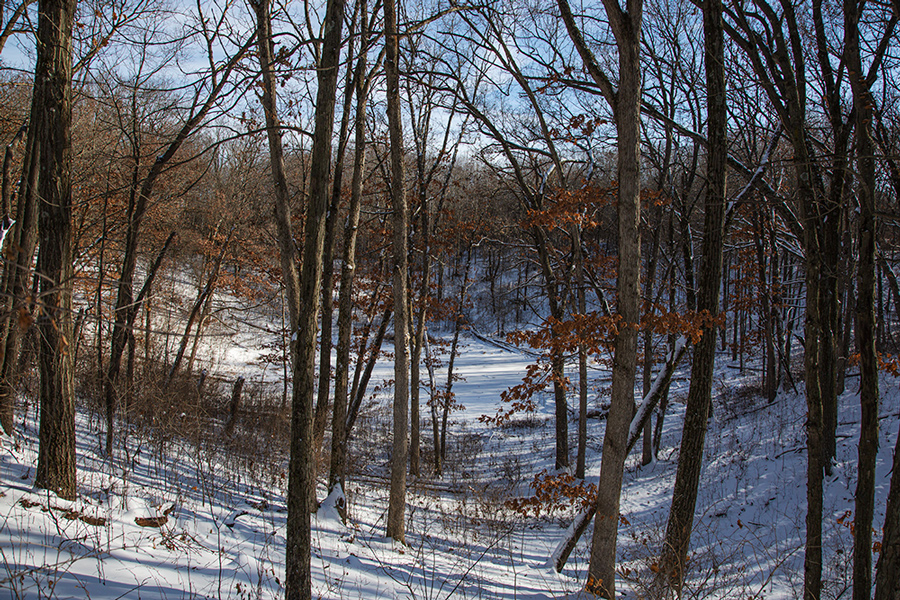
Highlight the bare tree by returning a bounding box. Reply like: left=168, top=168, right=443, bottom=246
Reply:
left=557, top=0, right=642, bottom=595
left=329, top=0, right=375, bottom=496
left=845, top=1, right=897, bottom=596
left=251, top=0, right=346, bottom=594
left=385, top=0, right=411, bottom=544
left=32, top=0, right=77, bottom=500
left=653, top=0, right=727, bottom=593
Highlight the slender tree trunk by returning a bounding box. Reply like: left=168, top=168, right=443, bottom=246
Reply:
left=441, top=249, right=473, bottom=465
left=252, top=0, right=346, bottom=595
left=315, top=11, right=361, bottom=458
left=164, top=231, right=232, bottom=389
left=847, top=2, right=879, bottom=595
left=531, top=227, right=569, bottom=471
left=346, top=307, right=392, bottom=435
left=654, top=0, right=726, bottom=593
left=104, top=231, right=174, bottom=447
left=409, top=201, right=431, bottom=477
left=566, top=0, right=643, bottom=593
left=753, top=211, right=777, bottom=403
left=641, top=220, right=661, bottom=466
left=0, top=114, right=40, bottom=436
left=330, top=0, right=369, bottom=495
left=33, top=0, right=77, bottom=501
left=576, top=232, right=588, bottom=478
left=1, top=124, right=25, bottom=224
left=385, top=0, right=410, bottom=543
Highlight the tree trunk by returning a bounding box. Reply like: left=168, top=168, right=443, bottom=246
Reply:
left=654, top=0, right=726, bottom=593
left=0, top=111, right=40, bottom=436
left=576, top=232, right=588, bottom=478
left=315, top=12, right=361, bottom=459
left=562, top=0, right=644, bottom=593
left=330, top=0, right=369, bottom=495
left=846, top=2, right=880, bottom=595
left=1, top=124, right=25, bottom=224
left=33, top=0, right=77, bottom=501
left=551, top=336, right=688, bottom=573
left=346, top=306, right=391, bottom=435
left=874, top=420, right=900, bottom=600
left=224, top=376, right=245, bottom=437
left=641, top=218, right=661, bottom=466
left=753, top=211, right=777, bottom=403
left=164, top=230, right=232, bottom=389
left=385, top=0, right=410, bottom=543
left=252, top=0, right=346, bottom=595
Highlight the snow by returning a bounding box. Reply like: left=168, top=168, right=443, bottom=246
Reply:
left=1, top=326, right=898, bottom=598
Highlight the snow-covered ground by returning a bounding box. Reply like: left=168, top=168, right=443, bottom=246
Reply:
left=1, top=325, right=897, bottom=598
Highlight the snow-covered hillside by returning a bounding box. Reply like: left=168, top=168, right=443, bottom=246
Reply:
left=1, top=333, right=897, bottom=599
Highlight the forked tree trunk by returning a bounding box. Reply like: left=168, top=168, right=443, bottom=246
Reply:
left=33, top=0, right=77, bottom=501
left=252, top=0, right=346, bottom=595
left=315, top=9, right=361, bottom=458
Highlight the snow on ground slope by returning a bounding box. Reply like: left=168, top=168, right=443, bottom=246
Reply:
left=1, top=333, right=898, bottom=599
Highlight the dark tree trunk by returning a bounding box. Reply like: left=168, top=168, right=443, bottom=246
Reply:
left=641, top=216, right=661, bottom=466
left=33, top=0, right=77, bottom=501
left=330, top=0, right=369, bottom=495
left=846, top=0, right=883, bottom=595
left=654, top=0, right=726, bottom=591
left=315, top=11, right=361, bottom=459
left=224, top=376, right=245, bottom=437
left=874, top=421, right=900, bottom=600
left=252, top=0, right=346, bottom=595
left=576, top=231, right=588, bottom=478
left=0, top=114, right=40, bottom=436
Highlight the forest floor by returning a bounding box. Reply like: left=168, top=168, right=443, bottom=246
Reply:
left=0, top=317, right=898, bottom=598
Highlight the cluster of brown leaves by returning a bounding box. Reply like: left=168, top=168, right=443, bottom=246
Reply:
left=479, top=362, right=548, bottom=426
left=848, top=351, right=900, bottom=377
left=505, top=470, right=597, bottom=517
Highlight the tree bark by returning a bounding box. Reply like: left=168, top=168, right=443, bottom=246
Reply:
left=846, top=0, right=881, bottom=595
left=385, top=0, right=410, bottom=543
left=557, top=0, right=643, bottom=593
left=33, top=0, right=77, bottom=501
left=330, top=0, right=369, bottom=495
left=252, top=0, right=346, bottom=595
left=874, top=421, right=900, bottom=600
left=0, top=113, right=40, bottom=436
left=654, top=0, right=726, bottom=593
